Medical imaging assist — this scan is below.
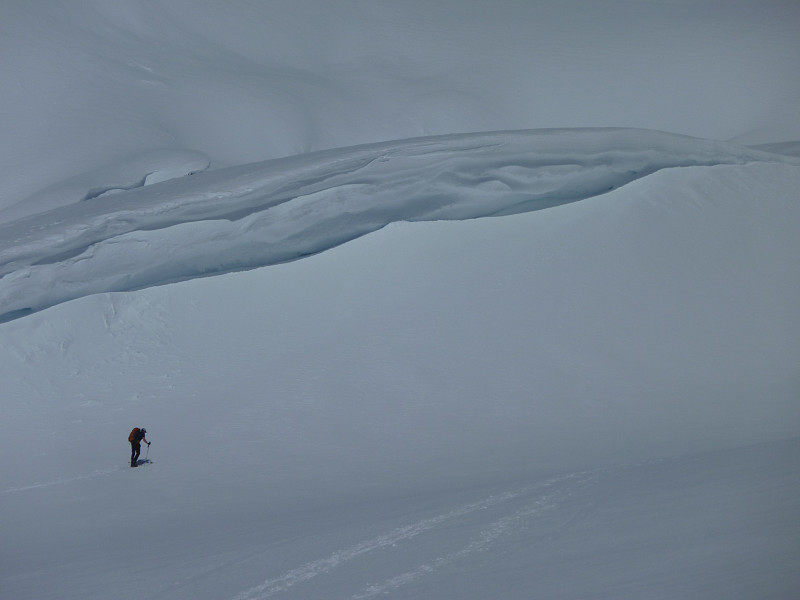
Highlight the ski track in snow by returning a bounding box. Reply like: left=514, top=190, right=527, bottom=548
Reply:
left=228, top=471, right=598, bottom=600
left=349, top=498, right=554, bottom=600
left=1, top=466, right=122, bottom=495
left=0, top=128, right=796, bottom=322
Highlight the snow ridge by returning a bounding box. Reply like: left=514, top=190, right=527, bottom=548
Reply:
left=0, top=128, right=794, bottom=322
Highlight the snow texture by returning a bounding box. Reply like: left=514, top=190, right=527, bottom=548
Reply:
left=1, top=1, right=799, bottom=599
left=0, top=128, right=796, bottom=322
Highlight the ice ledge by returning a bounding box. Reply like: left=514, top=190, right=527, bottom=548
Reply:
left=0, top=128, right=797, bottom=322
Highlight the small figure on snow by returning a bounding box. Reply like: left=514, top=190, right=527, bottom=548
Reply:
left=128, top=427, right=150, bottom=467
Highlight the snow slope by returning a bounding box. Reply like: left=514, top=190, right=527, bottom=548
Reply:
left=2, top=1, right=800, bottom=598
left=5, top=438, right=797, bottom=600
left=1, top=154, right=799, bottom=599
left=1, top=128, right=796, bottom=322
left=2, top=0, right=799, bottom=210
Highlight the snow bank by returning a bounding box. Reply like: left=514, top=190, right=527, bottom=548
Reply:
left=0, top=128, right=795, bottom=322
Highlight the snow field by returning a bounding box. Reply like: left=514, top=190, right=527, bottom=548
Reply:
left=3, top=438, right=797, bottom=599
left=1, top=1, right=799, bottom=598
left=1, top=154, right=799, bottom=598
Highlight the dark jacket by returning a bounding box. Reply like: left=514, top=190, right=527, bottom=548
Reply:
left=130, top=429, right=149, bottom=446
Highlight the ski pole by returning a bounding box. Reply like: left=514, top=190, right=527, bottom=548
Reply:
left=144, top=443, right=150, bottom=462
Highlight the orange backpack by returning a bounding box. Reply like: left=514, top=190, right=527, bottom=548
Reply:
left=128, top=428, right=140, bottom=442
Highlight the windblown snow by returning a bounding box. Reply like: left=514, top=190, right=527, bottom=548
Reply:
left=1, top=128, right=797, bottom=322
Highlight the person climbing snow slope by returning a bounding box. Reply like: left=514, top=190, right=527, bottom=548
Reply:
left=128, top=427, right=150, bottom=467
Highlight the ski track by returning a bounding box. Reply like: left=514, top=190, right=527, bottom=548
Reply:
left=349, top=497, right=555, bottom=600
left=228, top=471, right=599, bottom=600
left=1, top=466, right=121, bottom=495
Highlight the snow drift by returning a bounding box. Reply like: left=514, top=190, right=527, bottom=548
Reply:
left=1, top=128, right=796, bottom=322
